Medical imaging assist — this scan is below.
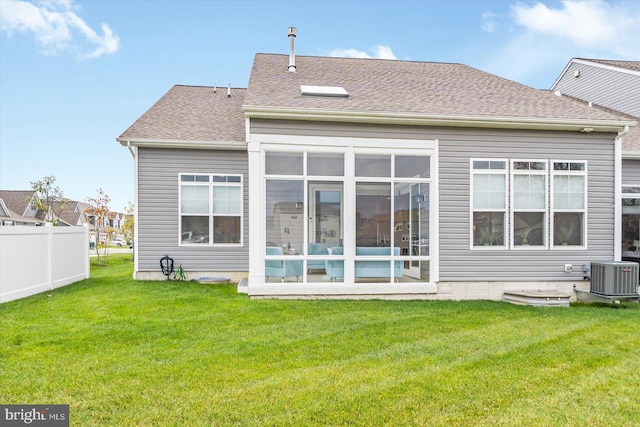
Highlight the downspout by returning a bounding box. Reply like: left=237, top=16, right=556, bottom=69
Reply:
left=614, top=126, right=629, bottom=261
left=127, top=140, right=135, bottom=158
left=126, top=141, right=139, bottom=277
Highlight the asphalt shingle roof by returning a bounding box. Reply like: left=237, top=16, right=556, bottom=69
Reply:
left=119, top=85, right=246, bottom=142
left=244, top=54, right=625, bottom=122
left=578, top=58, right=640, bottom=73
left=119, top=54, right=634, bottom=143
left=0, top=190, right=35, bottom=217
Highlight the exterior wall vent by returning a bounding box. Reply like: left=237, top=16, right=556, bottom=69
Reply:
left=590, top=261, right=639, bottom=296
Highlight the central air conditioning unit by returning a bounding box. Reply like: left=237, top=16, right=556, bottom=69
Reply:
left=590, top=261, right=639, bottom=296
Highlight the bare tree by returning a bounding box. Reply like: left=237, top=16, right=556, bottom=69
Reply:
left=123, top=202, right=135, bottom=260
left=85, top=189, right=112, bottom=266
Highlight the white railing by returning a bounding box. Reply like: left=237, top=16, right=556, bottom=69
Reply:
left=0, top=225, right=90, bottom=303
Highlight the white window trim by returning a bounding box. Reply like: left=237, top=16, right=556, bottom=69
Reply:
left=178, top=173, right=244, bottom=247
left=550, top=160, right=587, bottom=250
left=510, top=160, right=548, bottom=250
left=470, top=159, right=589, bottom=251
left=470, top=159, right=507, bottom=250
left=260, top=141, right=435, bottom=286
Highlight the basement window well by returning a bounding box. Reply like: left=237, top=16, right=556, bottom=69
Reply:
left=300, top=85, right=349, bottom=97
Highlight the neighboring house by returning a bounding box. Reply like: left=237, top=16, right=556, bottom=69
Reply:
left=117, top=36, right=636, bottom=299
left=109, top=211, right=124, bottom=231
left=52, top=199, right=97, bottom=229
left=0, top=190, right=43, bottom=226
left=0, top=191, right=105, bottom=237
left=551, top=58, right=640, bottom=262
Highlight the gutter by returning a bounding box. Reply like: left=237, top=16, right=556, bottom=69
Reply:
left=117, top=137, right=247, bottom=151
left=617, top=126, right=631, bottom=144
left=242, top=106, right=634, bottom=133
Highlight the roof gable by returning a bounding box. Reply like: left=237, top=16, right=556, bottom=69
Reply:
left=0, top=190, right=38, bottom=217
left=0, top=199, right=9, bottom=217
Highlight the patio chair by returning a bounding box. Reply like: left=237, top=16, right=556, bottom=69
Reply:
left=265, top=246, right=303, bottom=282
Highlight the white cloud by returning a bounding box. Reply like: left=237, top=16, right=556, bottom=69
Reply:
left=0, top=0, right=120, bottom=59
left=329, top=45, right=398, bottom=60
left=480, top=0, right=640, bottom=88
left=482, top=11, right=498, bottom=32
left=511, top=0, right=640, bottom=57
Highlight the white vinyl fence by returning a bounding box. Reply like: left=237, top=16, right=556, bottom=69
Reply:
left=0, top=225, right=90, bottom=303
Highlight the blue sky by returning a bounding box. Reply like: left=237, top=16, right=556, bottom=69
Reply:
left=1, top=0, right=639, bottom=212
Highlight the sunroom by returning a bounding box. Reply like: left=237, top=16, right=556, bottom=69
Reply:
left=246, top=135, right=438, bottom=296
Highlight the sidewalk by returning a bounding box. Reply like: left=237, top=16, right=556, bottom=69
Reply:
left=89, top=247, right=133, bottom=257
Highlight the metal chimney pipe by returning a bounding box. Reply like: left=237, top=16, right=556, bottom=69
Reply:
left=288, top=27, right=297, bottom=72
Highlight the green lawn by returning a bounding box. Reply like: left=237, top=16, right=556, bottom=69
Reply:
left=1, top=255, right=639, bottom=426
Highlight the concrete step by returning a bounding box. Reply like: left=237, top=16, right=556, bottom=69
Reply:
left=575, top=289, right=639, bottom=303
left=503, top=290, right=571, bottom=307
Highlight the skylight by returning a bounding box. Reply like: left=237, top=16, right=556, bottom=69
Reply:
left=300, top=85, right=349, bottom=97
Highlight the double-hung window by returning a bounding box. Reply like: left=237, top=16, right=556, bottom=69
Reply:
left=512, top=161, right=547, bottom=247
left=471, top=159, right=587, bottom=249
left=552, top=162, right=586, bottom=247
left=471, top=160, right=506, bottom=247
left=180, top=174, right=242, bottom=245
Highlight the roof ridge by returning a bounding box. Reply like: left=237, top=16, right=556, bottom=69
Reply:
left=576, top=57, right=640, bottom=63
left=173, top=84, right=248, bottom=90
left=253, top=52, right=464, bottom=66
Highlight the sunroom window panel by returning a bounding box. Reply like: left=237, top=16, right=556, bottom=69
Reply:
left=265, top=152, right=303, bottom=175
left=356, top=182, right=391, bottom=249
left=395, top=156, right=430, bottom=178
left=265, top=179, right=304, bottom=254
left=394, top=182, right=430, bottom=257
left=355, top=154, right=391, bottom=177
left=307, top=181, right=343, bottom=260
left=308, top=153, right=344, bottom=176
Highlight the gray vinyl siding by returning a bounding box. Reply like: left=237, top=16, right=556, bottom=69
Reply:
left=622, top=159, right=640, bottom=185
left=554, top=62, right=640, bottom=117
left=439, top=130, right=614, bottom=282
left=137, top=147, right=249, bottom=272
left=252, top=119, right=616, bottom=282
